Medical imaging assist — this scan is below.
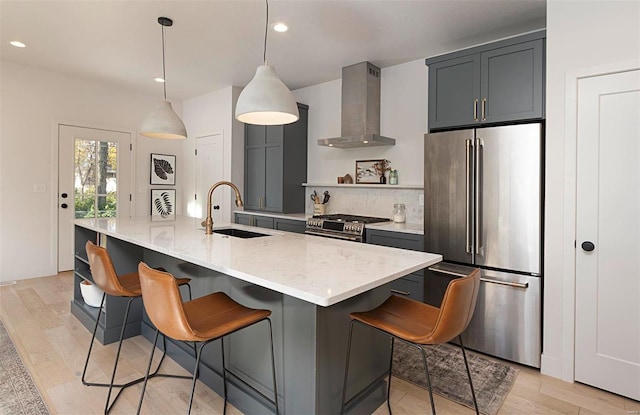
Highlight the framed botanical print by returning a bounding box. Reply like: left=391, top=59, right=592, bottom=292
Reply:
left=356, top=159, right=385, bottom=183
left=150, top=153, right=176, bottom=185
left=150, top=189, right=176, bottom=221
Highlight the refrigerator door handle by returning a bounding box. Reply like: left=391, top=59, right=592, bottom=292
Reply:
left=480, top=277, right=529, bottom=289
left=475, top=138, right=484, bottom=256
left=465, top=139, right=473, bottom=254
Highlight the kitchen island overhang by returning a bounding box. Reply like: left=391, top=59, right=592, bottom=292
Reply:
left=72, top=216, right=441, bottom=414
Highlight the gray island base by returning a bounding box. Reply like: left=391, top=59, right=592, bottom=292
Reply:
left=71, top=217, right=441, bottom=414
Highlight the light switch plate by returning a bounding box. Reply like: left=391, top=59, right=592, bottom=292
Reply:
left=33, top=184, right=46, bottom=193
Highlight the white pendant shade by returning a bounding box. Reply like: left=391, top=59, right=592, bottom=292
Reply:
left=140, top=100, right=187, bottom=139
left=235, top=65, right=299, bottom=125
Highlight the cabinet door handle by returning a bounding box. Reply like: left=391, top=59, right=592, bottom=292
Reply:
left=473, top=99, right=479, bottom=122
left=481, top=98, right=487, bottom=121
left=390, top=289, right=411, bottom=296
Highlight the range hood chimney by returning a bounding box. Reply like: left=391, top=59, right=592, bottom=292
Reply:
left=318, top=62, right=395, bottom=148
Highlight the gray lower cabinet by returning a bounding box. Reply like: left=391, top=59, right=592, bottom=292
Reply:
left=427, top=31, right=545, bottom=131
left=244, top=103, right=308, bottom=213
left=273, top=218, right=307, bottom=234
left=366, top=229, right=425, bottom=302
left=235, top=213, right=274, bottom=229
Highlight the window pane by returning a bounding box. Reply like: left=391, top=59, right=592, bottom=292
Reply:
left=75, top=139, right=118, bottom=218
left=75, top=192, right=96, bottom=219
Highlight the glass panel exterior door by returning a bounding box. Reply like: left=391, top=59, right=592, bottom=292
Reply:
left=74, top=139, right=118, bottom=218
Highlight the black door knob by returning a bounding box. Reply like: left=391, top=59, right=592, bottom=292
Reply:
left=213, top=205, right=220, bottom=210
left=61, top=193, right=68, bottom=198
left=581, top=241, right=595, bottom=252
left=61, top=203, right=68, bottom=209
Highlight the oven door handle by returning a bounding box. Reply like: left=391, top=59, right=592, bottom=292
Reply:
left=304, top=230, right=360, bottom=242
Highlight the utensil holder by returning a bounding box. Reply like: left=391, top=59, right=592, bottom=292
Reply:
left=313, top=204, right=326, bottom=216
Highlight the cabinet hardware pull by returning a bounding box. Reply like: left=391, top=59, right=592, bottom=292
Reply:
left=480, top=277, right=529, bottom=289
left=481, top=98, right=487, bottom=121
left=390, top=289, right=411, bottom=296
left=473, top=99, right=479, bottom=122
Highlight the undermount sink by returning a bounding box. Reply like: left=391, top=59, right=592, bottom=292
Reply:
left=213, top=228, right=269, bottom=239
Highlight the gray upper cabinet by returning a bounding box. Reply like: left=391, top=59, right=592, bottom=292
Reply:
left=244, top=103, right=308, bottom=213
left=427, top=31, right=545, bottom=131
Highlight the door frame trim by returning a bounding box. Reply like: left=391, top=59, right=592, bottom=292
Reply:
left=558, top=60, right=640, bottom=382
left=52, top=120, right=136, bottom=271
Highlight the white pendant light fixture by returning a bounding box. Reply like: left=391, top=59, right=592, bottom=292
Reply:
left=140, top=17, right=187, bottom=140
left=235, top=0, right=299, bottom=125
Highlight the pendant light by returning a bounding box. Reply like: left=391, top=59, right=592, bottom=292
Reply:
left=140, top=17, right=187, bottom=139
left=235, top=0, right=299, bottom=125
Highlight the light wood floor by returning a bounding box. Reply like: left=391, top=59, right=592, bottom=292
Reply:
left=1, top=272, right=638, bottom=415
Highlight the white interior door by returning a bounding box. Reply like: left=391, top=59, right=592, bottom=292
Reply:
left=575, top=69, right=640, bottom=400
left=195, top=134, right=224, bottom=223
left=58, top=125, right=132, bottom=271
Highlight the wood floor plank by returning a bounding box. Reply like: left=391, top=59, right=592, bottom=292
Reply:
left=2, top=273, right=639, bottom=415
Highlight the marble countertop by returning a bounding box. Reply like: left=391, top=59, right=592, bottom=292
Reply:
left=75, top=216, right=440, bottom=307
left=367, top=221, right=424, bottom=235
left=234, top=211, right=307, bottom=221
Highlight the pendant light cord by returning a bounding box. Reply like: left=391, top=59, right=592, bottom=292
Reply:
left=263, top=0, right=269, bottom=64
left=161, top=23, right=167, bottom=100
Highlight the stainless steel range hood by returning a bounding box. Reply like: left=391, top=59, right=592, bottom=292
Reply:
left=318, top=62, right=395, bottom=148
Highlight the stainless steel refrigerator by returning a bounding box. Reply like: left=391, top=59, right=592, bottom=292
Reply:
left=424, top=123, right=542, bottom=367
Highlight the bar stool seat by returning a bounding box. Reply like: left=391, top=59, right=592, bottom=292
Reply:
left=136, top=262, right=279, bottom=415
left=341, top=268, right=481, bottom=415
left=82, top=241, right=192, bottom=414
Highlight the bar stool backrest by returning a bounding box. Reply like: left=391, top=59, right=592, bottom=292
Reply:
left=138, top=262, right=193, bottom=341
left=427, top=268, right=481, bottom=345
left=86, top=241, right=128, bottom=297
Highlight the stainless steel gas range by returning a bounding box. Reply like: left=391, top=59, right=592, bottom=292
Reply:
left=305, top=214, right=390, bottom=242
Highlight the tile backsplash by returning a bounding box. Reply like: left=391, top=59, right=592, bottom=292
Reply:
left=306, top=186, right=424, bottom=224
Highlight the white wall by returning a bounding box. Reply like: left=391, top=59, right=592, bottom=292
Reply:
left=181, top=86, right=244, bottom=223
left=0, top=61, right=182, bottom=281
left=294, top=59, right=428, bottom=186
left=542, top=0, right=640, bottom=379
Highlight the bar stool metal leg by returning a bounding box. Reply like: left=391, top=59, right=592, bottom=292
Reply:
left=459, top=335, right=479, bottom=415
left=137, top=328, right=160, bottom=414
left=387, top=337, right=395, bottom=414
left=81, top=292, right=106, bottom=387
left=221, top=337, right=228, bottom=415
left=415, top=343, right=436, bottom=415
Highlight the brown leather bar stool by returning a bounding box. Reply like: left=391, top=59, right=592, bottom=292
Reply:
left=82, top=241, right=192, bottom=414
left=340, top=268, right=481, bottom=415
left=136, top=262, right=279, bottom=415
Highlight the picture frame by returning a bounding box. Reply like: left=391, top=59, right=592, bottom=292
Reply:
left=356, top=159, right=385, bottom=183
left=150, top=153, right=176, bottom=185
left=150, top=189, right=176, bottom=221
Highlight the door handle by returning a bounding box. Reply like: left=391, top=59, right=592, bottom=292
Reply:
left=475, top=138, right=484, bottom=256
left=473, top=99, right=479, bottom=122
left=61, top=193, right=68, bottom=198
left=465, top=139, right=473, bottom=254
left=61, top=203, right=68, bottom=209
left=581, top=241, right=595, bottom=252
left=213, top=205, right=220, bottom=210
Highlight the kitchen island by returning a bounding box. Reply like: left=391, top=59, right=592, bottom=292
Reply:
left=72, top=216, right=441, bottom=414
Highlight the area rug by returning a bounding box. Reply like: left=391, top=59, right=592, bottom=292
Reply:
left=392, top=341, right=518, bottom=415
left=0, top=320, right=50, bottom=415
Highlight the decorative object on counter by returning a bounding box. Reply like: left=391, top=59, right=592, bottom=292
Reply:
left=389, top=169, right=398, bottom=185
left=393, top=203, right=406, bottom=223
left=337, top=176, right=344, bottom=184
left=140, top=17, right=187, bottom=140
left=311, top=190, right=330, bottom=216
left=80, top=280, right=104, bottom=308
left=150, top=153, right=176, bottom=185
left=356, top=159, right=389, bottom=183
left=150, top=189, right=176, bottom=221
left=235, top=0, right=299, bottom=126
left=343, top=173, right=353, bottom=184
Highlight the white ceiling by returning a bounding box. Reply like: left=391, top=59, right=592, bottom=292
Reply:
left=1, top=0, right=546, bottom=100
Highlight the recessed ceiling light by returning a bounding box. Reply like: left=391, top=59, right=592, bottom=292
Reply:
left=154, top=77, right=165, bottom=83
left=10, top=41, right=26, bottom=48
left=273, top=23, right=288, bottom=33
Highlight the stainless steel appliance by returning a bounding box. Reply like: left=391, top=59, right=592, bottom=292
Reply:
left=305, top=214, right=390, bottom=242
left=424, top=123, right=542, bottom=367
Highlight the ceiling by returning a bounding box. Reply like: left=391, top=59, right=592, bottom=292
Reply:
left=1, top=1, right=546, bottom=101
